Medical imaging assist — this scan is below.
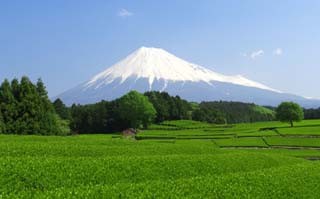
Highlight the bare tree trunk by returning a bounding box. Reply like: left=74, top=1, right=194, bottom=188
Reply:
left=290, top=120, right=293, bottom=127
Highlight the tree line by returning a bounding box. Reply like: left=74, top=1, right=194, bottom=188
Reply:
left=61, top=92, right=279, bottom=134
left=65, top=91, right=191, bottom=134
left=250, top=105, right=319, bottom=121
left=1, top=77, right=313, bottom=135
left=70, top=90, right=157, bottom=133
left=304, top=108, right=320, bottom=120
left=192, top=101, right=275, bottom=124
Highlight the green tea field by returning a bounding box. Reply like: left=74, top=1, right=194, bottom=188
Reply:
left=2, top=120, right=320, bottom=198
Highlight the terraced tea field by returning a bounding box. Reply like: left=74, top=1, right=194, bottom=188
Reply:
left=2, top=120, right=320, bottom=198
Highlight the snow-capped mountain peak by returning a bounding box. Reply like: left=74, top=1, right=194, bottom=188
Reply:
left=58, top=46, right=320, bottom=107
left=84, top=47, right=280, bottom=93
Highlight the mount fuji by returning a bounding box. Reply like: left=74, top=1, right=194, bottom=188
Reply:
left=57, top=47, right=319, bottom=107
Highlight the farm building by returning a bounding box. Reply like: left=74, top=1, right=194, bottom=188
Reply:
left=122, top=128, right=137, bottom=137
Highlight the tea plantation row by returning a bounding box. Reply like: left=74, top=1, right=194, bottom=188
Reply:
left=2, top=120, right=320, bottom=198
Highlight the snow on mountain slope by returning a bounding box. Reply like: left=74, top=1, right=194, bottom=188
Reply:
left=84, top=47, right=280, bottom=93
left=56, top=46, right=320, bottom=107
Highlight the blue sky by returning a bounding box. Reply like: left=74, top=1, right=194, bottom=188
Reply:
left=1, top=0, right=320, bottom=98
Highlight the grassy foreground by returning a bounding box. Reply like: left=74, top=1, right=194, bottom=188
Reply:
left=1, top=120, right=320, bottom=198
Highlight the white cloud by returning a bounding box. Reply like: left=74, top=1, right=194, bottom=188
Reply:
left=273, top=48, right=283, bottom=56
left=250, top=50, right=264, bottom=59
left=118, top=8, right=133, bottom=18
left=304, top=96, right=320, bottom=100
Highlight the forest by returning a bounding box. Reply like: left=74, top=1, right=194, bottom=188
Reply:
left=0, top=77, right=318, bottom=135
left=0, top=77, right=69, bottom=135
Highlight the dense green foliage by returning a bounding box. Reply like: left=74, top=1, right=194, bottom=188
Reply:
left=0, top=110, right=4, bottom=133
left=117, top=91, right=156, bottom=128
left=304, top=107, right=320, bottom=119
left=276, top=101, right=304, bottom=127
left=193, top=101, right=275, bottom=124
left=0, top=77, right=68, bottom=135
left=70, top=91, right=156, bottom=133
left=69, top=93, right=280, bottom=134
left=71, top=91, right=194, bottom=133
left=70, top=100, right=112, bottom=133
left=0, top=76, right=311, bottom=137
left=144, top=91, right=192, bottom=122
left=2, top=120, right=320, bottom=198
left=53, top=98, right=71, bottom=120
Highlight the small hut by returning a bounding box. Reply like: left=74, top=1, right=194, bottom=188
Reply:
left=122, top=128, right=137, bottom=138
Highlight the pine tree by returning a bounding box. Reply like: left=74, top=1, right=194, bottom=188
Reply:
left=0, top=77, right=69, bottom=135
left=36, top=78, right=63, bottom=135
left=53, top=98, right=71, bottom=120
left=36, top=78, right=47, bottom=96
left=16, top=76, right=41, bottom=134
left=0, top=110, right=4, bottom=133
left=0, top=79, right=16, bottom=133
left=11, top=78, right=20, bottom=100
left=36, top=78, right=53, bottom=111
left=10, top=78, right=21, bottom=133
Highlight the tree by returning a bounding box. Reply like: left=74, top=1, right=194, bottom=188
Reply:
left=0, top=79, right=16, bottom=133
left=0, top=111, right=4, bottom=133
left=117, top=91, right=156, bottom=129
left=304, top=108, right=320, bottom=119
left=16, top=76, right=42, bottom=134
left=70, top=101, right=113, bottom=134
left=194, top=101, right=274, bottom=124
left=36, top=78, right=48, bottom=97
left=53, top=98, right=71, bottom=120
left=35, top=78, right=66, bottom=135
left=192, top=106, right=226, bottom=124
left=11, top=78, right=20, bottom=100
left=0, top=77, right=69, bottom=135
left=214, top=116, right=227, bottom=124
left=276, top=102, right=304, bottom=127
left=144, top=91, right=192, bottom=122
left=144, top=91, right=170, bottom=122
